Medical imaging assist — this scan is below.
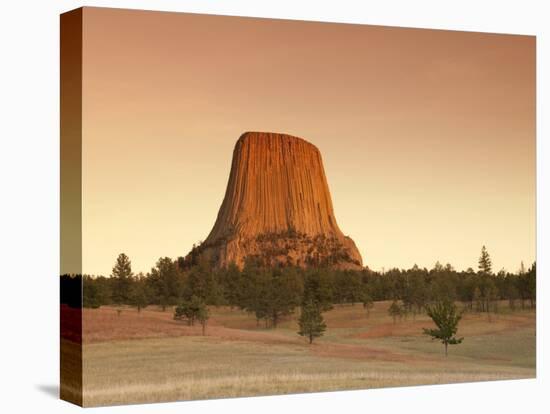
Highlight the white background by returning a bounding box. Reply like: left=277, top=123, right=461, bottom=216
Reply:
left=0, top=0, right=547, bottom=412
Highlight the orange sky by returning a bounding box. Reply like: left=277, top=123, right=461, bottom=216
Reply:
left=78, top=7, right=535, bottom=276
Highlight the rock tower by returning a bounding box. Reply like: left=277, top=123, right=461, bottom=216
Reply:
left=191, top=131, right=362, bottom=269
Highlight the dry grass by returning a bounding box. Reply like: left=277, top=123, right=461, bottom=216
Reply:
left=84, top=365, right=528, bottom=406
left=80, top=301, right=536, bottom=406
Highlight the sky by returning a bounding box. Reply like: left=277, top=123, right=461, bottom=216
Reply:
left=75, top=7, right=535, bottom=276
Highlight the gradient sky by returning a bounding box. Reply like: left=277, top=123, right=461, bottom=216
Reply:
left=79, top=7, right=535, bottom=276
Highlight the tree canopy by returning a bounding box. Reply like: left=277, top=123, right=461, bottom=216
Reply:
left=298, top=299, right=327, bottom=344
left=478, top=246, right=492, bottom=275
left=111, top=253, right=133, bottom=304
left=423, top=300, right=464, bottom=356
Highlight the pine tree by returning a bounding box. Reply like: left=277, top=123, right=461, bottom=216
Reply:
left=478, top=245, right=492, bottom=275
left=220, top=262, right=242, bottom=309
left=473, top=286, right=483, bottom=312
left=423, top=300, right=464, bottom=356
left=174, top=299, right=194, bottom=325
left=298, top=300, right=326, bottom=344
left=111, top=253, right=133, bottom=304
left=362, top=290, right=374, bottom=318
left=388, top=300, right=403, bottom=324
left=486, top=281, right=499, bottom=320
left=303, top=270, right=334, bottom=312
left=130, top=273, right=149, bottom=313
left=150, top=257, right=181, bottom=311
left=83, top=276, right=103, bottom=308
left=196, top=300, right=210, bottom=336
left=174, top=295, right=209, bottom=335
left=505, top=279, right=518, bottom=310
left=266, top=267, right=302, bottom=328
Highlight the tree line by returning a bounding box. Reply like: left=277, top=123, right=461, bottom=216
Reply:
left=62, top=246, right=533, bottom=315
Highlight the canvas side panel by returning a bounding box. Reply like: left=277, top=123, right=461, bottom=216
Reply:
left=60, top=7, right=83, bottom=407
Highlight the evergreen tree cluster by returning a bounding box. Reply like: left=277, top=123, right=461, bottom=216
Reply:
left=62, top=249, right=536, bottom=323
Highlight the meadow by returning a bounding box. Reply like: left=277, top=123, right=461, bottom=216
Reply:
left=71, top=301, right=535, bottom=406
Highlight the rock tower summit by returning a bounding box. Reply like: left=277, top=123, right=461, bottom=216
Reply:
left=193, top=131, right=363, bottom=269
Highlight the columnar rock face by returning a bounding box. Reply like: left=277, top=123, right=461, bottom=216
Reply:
left=194, top=131, right=363, bottom=269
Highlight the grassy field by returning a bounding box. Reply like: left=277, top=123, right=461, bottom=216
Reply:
left=76, top=301, right=535, bottom=406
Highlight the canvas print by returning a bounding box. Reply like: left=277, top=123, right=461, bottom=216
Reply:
left=60, top=7, right=536, bottom=407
